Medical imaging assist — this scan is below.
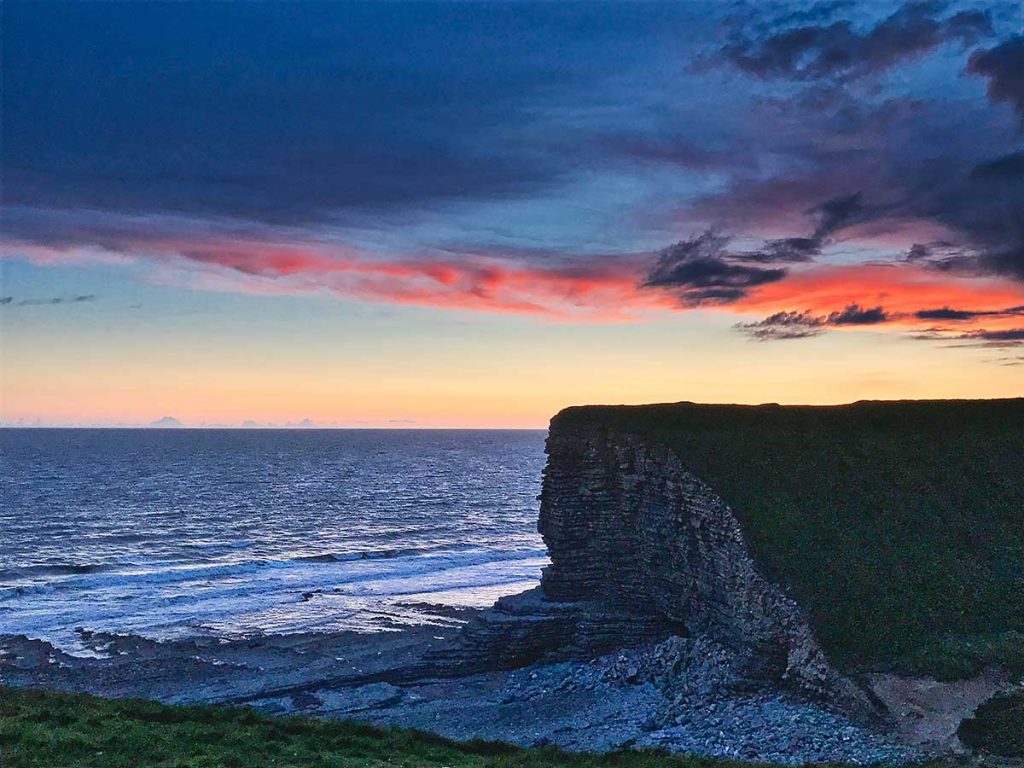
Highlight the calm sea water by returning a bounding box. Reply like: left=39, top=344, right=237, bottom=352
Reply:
left=0, top=429, right=548, bottom=653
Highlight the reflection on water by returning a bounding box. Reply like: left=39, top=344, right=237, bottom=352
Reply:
left=0, top=429, right=548, bottom=651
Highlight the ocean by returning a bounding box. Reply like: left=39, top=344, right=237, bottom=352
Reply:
left=0, top=429, right=548, bottom=653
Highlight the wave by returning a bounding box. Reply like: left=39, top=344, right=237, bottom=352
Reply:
left=293, top=547, right=425, bottom=563
left=0, top=562, right=115, bottom=580
left=1, top=428, right=549, bottom=653
left=0, top=546, right=548, bottom=617
left=0, top=544, right=549, bottom=653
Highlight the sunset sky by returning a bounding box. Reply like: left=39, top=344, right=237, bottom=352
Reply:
left=2, top=1, right=1023, bottom=427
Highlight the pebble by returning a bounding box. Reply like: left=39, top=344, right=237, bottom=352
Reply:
left=493, top=635, right=919, bottom=765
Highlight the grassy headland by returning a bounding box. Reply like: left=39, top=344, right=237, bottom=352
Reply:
left=551, top=399, right=1024, bottom=677
left=0, top=686, right=739, bottom=768
left=957, top=691, right=1024, bottom=757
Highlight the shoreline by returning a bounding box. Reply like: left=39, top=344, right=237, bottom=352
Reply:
left=0, top=605, right=475, bottom=706
left=0, top=684, right=838, bottom=768
left=0, top=604, right=919, bottom=765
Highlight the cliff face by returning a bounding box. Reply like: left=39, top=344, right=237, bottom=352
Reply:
left=436, top=398, right=1023, bottom=723
left=433, top=419, right=868, bottom=714
left=544, top=399, right=1024, bottom=677
left=538, top=422, right=862, bottom=707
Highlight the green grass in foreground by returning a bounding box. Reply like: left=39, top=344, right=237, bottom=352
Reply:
left=552, top=399, right=1024, bottom=678
left=0, top=686, right=739, bottom=768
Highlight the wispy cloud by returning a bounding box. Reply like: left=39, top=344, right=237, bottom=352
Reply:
left=1, top=210, right=676, bottom=320
left=716, top=2, right=994, bottom=81
left=1, top=294, right=96, bottom=307
left=736, top=303, right=890, bottom=340
left=739, top=298, right=1024, bottom=348
left=641, top=231, right=789, bottom=307
left=913, top=326, right=1024, bottom=348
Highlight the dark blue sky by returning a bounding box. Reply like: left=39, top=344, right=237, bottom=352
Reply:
left=6, top=2, right=711, bottom=223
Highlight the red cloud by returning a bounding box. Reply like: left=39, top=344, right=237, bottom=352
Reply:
left=177, top=240, right=676, bottom=319
left=7, top=230, right=1024, bottom=330
left=5, top=231, right=676, bottom=320
left=732, top=263, right=1024, bottom=333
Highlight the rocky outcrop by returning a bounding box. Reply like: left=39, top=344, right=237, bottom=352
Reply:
left=435, top=420, right=873, bottom=717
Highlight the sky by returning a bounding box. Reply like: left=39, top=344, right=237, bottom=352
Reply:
left=2, top=0, right=1023, bottom=427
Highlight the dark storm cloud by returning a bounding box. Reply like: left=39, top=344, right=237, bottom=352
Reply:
left=814, top=193, right=866, bottom=237
left=681, top=93, right=919, bottom=229
left=915, top=307, right=984, bottom=320
left=827, top=304, right=890, bottom=325
left=970, top=151, right=1024, bottom=180
left=720, top=1, right=991, bottom=81
left=691, top=4, right=1024, bottom=298
left=898, top=146, right=1024, bottom=280
left=980, top=249, right=1024, bottom=281
left=687, top=83, right=1024, bottom=285
left=739, top=237, right=820, bottom=263
left=642, top=231, right=789, bottom=306
left=914, top=244, right=1024, bottom=282
left=642, top=192, right=872, bottom=306
left=763, top=192, right=868, bottom=259
left=719, top=2, right=993, bottom=81
left=968, top=36, right=1024, bottom=124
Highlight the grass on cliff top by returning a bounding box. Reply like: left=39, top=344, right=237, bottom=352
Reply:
left=0, top=686, right=740, bottom=768
left=958, top=691, right=1024, bottom=757
left=551, top=398, right=1024, bottom=678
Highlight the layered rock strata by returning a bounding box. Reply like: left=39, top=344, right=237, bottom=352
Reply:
left=434, top=421, right=872, bottom=716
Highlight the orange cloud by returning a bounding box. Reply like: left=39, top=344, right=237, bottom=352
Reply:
left=734, top=263, right=1024, bottom=330
left=7, top=230, right=1024, bottom=332
left=4, top=232, right=678, bottom=321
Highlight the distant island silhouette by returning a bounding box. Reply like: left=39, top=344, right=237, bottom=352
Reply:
left=150, top=416, right=184, bottom=428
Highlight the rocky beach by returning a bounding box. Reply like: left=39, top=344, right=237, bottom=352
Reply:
left=0, top=615, right=921, bottom=765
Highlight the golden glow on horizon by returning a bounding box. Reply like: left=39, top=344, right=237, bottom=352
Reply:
left=3, top=314, right=1020, bottom=428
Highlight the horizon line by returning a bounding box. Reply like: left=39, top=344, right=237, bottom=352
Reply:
left=0, top=425, right=550, bottom=431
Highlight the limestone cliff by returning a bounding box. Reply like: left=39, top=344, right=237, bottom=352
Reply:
left=542, top=399, right=1024, bottom=678
left=435, top=419, right=870, bottom=715
left=538, top=422, right=861, bottom=705
left=435, top=398, right=1024, bottom=724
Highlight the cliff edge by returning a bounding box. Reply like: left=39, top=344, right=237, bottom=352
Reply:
left=434, top=398, right=1024, bottom=743
left=545, top=398, right=1024, bottom=680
